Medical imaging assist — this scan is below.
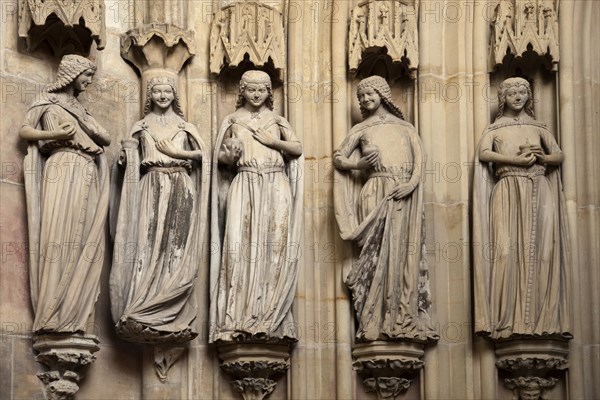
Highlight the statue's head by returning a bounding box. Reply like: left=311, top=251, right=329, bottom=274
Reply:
left=237, top=70, right=274, bottom=110
left=46, top=54, right=96, bottom=94
left=496, top=77, right=535, bottom=120
left=143, top=75, right=185, bottom=119
left=356, top=76, right=404, bottom=120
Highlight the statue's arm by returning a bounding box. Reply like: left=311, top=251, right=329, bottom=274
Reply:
left=407, top=134, right=424, bottom=190
left=388, top=132, right=422, bottom=200
left=333, top=132, right=373, bottom=170
left=89, top=122, right=111, bottom=147
left=19, top=108, right=75, bottom=141
left=254, top=119, right=302, bottom=157
left=532, top=129, right=564, bottom=166
left=478, top=132, right=536, bottom=167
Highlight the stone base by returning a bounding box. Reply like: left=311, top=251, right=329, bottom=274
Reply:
left=217, top=342, right=291, bottom=400
left=33, top=333, right=100, bottom=400
left=352, top=341, right=425, bottom=400
left=494, top=339, right=569, bottom=400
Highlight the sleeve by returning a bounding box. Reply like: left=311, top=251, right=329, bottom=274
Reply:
left=277, top=117, right=301, bottom=143
left=408, top=131, right=424, bottom=189
left=478, top=130, right=495, bottom=154
left=40, top=106, right=62, bottom=132
left=539, top=127, right=562, bottom=154
left=333, top=130, right=362, bottom=161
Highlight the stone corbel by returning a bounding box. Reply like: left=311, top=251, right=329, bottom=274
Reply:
left=217, top=343, right=292, bottom=400
left=33, top=333, right=100, bottom=400
left=489, top=0, right=560, bottom=72
left=209, top=1, right=286, bottom=79
left=18, top=0, right=106, bottom=57
left=352, top=341, right=425, bottom=400
left=495, top=339, right=569, bottom=399
left=348, top=0, right=419, bottom=80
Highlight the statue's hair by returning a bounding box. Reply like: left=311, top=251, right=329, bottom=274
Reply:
left=495, top=77, right=535, bottom=120
left=46, top=54, right=96, bottom=93
left=143, top=76, right=186, bottom=119
left=357, top=75, right=405, bottom=120
left=236, top=70, right=274, bottom=110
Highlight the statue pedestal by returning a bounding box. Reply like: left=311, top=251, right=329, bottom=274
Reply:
left=352, top=341, right=425, bottom=400
left=495, top=339, right=569, bottom=399
left=217, top=342, right=292, bottom=400
left=33, top=333, right=100, bottom=400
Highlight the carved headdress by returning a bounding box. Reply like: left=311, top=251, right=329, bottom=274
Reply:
left=357, top=75, right=404, bottom=120
left=46, top=55, right=96, bottom=93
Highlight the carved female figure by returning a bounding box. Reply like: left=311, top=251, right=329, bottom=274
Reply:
left=209, top=70, right=303, bottom=343
left=473, top=77, right=571, bottom=340
left=110, top=75, right=210, bottom=344
left=333, top=76, right=436, bottom=342
left=20, top=55, right=110, bottom=334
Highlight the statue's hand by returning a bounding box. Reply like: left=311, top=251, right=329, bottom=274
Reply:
left=388, top=183, right=414, bottom=201
left=514, top=152, right=536, bottom=167
left=220, top=138, right=243, bottom=165
left=118, top=149, right=127, bottom=166
left=357, top=151, right=380, bottom=170
left=156, top=139, right=183, bottom=159
left=528, top=144, right=548, bottom=164
left=52, top=122, right=76, bottom=140
left=253, top=128, right=275, bottom=147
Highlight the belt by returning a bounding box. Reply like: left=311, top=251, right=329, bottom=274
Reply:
left=497, top=169, right=545, bottom=180
left=238, top=166, right=285, bottom=175
left=146, top=166, right=189, bottom=174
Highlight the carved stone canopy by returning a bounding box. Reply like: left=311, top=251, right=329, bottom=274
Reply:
left=348, top=0, right=419, bottom=80
left=209, top=1, right=286, bottom=79
left=489, top=0, right=560, bottom=72
left=18, top=0, right=106, bottom=57
left=121, top=23, right=195, bottom=75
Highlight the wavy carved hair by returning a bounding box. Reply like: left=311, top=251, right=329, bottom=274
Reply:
left=236, top=70, right=274, bottom=110
left=357, top=76, right=405, bottom=120
left=495, top=77, right=535, bottom=121
left=143, top=77, right=186, bottom=119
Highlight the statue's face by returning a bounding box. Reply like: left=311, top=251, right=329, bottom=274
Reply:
left=504, top=84, right=529, bottom=112
left=242, top=83, right=269, bottom=108
left=74, top=69, right=94, bottom=93
left=151, top=84, right=175, bottom=110
left=358, top=86, right=382, bottom=113
left=519, top=388, right=541, bottom=400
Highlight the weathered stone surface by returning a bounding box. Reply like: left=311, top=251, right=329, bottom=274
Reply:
left=333, top=76, right=437, bottom=344
left=0, top=182, right=33, bottom=332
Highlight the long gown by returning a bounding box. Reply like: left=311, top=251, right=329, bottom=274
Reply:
left=334, top=116, right=437, bottom=343
left=110, top=116, right=209, bottom=343
left=209, top=110, right=303, bottom=343
left=473, top=118, right=571, bottom=340
left=23, top=91, right=110, bottom=334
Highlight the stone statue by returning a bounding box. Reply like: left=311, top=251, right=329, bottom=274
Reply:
left=110, top=75, right=210, bottom=346
left=20, top=54, right=110, bottom=335
left=473, top=77, right=571, bottom=340
left=209, top=70, right=303, bottom=344
left=333, top=76, right=437, bottom=343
